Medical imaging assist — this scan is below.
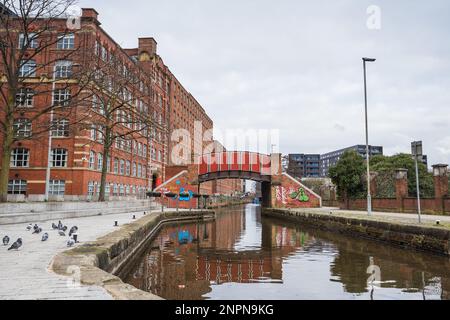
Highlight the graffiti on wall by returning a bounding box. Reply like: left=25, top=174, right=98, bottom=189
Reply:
left=276, top=186, right=311, bottom=205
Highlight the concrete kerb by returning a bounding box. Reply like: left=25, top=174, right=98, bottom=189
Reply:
left=263, top=208, right=450, bottom=256
left=50, top=210, right=215, bottom=300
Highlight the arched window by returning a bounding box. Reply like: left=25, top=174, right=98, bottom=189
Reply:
left=19, top=60, right=36, bottom=77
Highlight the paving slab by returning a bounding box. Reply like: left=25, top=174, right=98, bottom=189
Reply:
left=0, top=209, right=163, bottom=300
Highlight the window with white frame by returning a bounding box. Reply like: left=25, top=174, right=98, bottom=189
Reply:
left=119, top=184, right=125, bottom=196
left=90, top=125, right=96, bottom=140
left=113, top=158, right=119, bottom=174
left=113, top=183, right=118, bottom=196
left=126, top=160, right=131, bottom=176
left=89, top=151, right=96, bottom=169
left=53, top=89, right=71, bottom=107
left=57, top=33, right=75, bottom=49
left=87, top=181, right=94, bottom=196
left=49, top=180, right=65, bottom=196
left=8, top=180, right=27, bottom=195
left=132, top=162, right=137, bottom=177
left=15, top=88, right=34, bottom=107
left=143, top=144, right=147, bottom=158
left=142, top=166, right=146, bottom=179
left=119, top=159, right=125, bottom=175
left=97, top=153, right=103, bottom=171
left=19, top=33, right=38, bottom=49
left=19, top=59, right=36, bottom=77
left=51, top=148, right=68, bottom=167
left=125, top=185, right=130, bottom=195
left=105, top=183, right=111, bottom=196
left=106, top=156, right=111, bottom=173
left=137, top=164, right=142, bottom=178
left=101, top=45, right=107, bottom=61
left=51, top=119, right=69, bottom=137
left=54, top=60, right=72, bottom=78
left=10, top=148, right=29, bottom=167
left=13, top=118, right=32, bottom=138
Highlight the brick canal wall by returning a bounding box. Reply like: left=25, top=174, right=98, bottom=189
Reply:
left=262, top=208, right=450, bottom=256
left=51, top=210, right=215, bottom=300
left=342, top=198, right=450, bottom=215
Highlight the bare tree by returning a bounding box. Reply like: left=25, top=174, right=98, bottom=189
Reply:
left=82, top=46, right=154, bottom=202
left=0, top=0, right=92, bottom=201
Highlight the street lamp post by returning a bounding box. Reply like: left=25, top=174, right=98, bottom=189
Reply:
left=363, top=57, right=376, bottom=216
left=412, top=141, right=422, bottom=223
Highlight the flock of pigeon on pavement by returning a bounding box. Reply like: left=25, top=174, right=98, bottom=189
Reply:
left=2, top=220, right=79, bottom=251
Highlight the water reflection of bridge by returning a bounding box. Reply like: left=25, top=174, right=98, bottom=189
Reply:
left=123, top=206, right=450, bottom=300
left=124, top=210, right=316, bottom=299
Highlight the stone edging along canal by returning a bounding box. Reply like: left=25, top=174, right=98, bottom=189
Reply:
left=50, top=210, right=215, bottom=300
left=262, top=208, right=450, bottom=257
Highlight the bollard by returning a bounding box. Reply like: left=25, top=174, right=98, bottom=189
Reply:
left=132, top=215, right=136, bottom=220
left=72, top=233, right=78, bottom=243
left=114, top=221, right=118, bottom=227
left=436, top=220, right=441, bottom=225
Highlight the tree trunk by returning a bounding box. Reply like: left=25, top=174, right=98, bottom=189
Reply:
left=0, top=92, right=15, bottom=203
left=0, top=118, right=14, bottom=203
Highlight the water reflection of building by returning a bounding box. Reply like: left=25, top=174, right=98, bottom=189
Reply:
left=123, top=213, right=316, bottom=300
left=123, top=207, right=450, bottom=300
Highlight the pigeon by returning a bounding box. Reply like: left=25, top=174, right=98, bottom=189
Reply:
left=61, top=226, right=68, bottom=232
left=8, top=238, right=22, bottom=251
left=58, top=221, right=63, bottom=230
left=67, top=238, right=75, bottom=247
left=3, top=235, right=10, bottom=246
left=69, top=226, right=78, bottom=237
left=26, top=224, right=33, bottom=231
left=32, top=227, right=42, bottom=235
left=41, top=233, right=49, bottom=242
left=58, top=230, right=66, bottom=237
left=52, top=223, right=58, bottom=230
left=33, top=224, right=39, bottom=231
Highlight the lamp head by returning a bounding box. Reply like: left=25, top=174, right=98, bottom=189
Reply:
left=363, top=57, right=376, bottom=62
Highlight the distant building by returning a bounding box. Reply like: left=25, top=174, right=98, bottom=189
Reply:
left=320, top=145, right=383, bottom=177
left=287, top=154, right=321, bottom=178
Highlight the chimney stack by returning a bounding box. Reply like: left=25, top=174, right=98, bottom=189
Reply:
left=138, top=37, right=157, bottom=57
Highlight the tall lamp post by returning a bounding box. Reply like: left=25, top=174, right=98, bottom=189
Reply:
left=362, top=57, right=376, bottom=216
left=411, top=141, right=422, bottom=223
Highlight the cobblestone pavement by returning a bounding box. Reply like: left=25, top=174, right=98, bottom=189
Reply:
left=0, top=209, right=157, bottom=300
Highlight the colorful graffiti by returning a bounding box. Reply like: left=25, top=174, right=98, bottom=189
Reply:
left=290, top=188, right=309, bottom=202
left=276, top=186, right=312, bottom=205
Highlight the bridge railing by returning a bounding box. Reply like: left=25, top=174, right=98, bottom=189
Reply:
left=198, top=151, right=272, bottom=176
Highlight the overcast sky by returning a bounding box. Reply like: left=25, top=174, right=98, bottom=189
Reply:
left=78, top=0, right=450, bottom=166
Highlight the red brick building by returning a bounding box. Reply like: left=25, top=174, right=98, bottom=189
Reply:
left=0, top=7, right=243, bottom=201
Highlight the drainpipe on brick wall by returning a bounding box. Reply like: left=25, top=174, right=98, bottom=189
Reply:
left=44, top=69, right=57, bottom=201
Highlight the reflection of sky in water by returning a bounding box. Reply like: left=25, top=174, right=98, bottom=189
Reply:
left=233, top=205, right=262, bottom=251
left=205, top=253, right=443, bottom=300
left=123, top=205, right=450, bottom=300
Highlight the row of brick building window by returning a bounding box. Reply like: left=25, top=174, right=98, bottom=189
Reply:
left=18, top=33, right=74, bottom=50
left=87, top=181, right=147, bottom=197
left=10, top=148, right=68, bottom=167
left=7, top=180, right=65, bottom=195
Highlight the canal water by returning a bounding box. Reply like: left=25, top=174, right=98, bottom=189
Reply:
left=122, top=204, right=450, bottom=300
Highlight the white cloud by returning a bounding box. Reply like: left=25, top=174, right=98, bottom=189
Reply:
left=79, top=0, right=450, bottom=165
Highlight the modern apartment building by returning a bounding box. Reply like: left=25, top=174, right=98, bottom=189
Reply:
left=320, top=145, right=384, bottom=177
left=287, top=154, right=321, bottom=178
